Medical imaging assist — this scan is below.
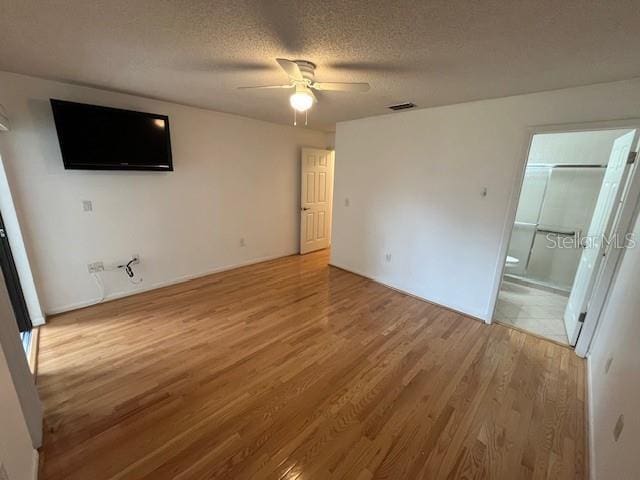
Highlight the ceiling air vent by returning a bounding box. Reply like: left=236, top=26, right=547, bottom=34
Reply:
left=387, top=102, right=416, bottom=111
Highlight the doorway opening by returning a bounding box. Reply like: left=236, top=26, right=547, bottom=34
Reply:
left=0, top=210, right=32, bottom=348
left=494, top=128, right=638, bottom=347
left=0, top=151, right=45, bottom=361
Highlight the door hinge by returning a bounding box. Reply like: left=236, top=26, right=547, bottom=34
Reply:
left=628, top=151, right=637, bottom=164
left=578, top=311, right=587, bottom=323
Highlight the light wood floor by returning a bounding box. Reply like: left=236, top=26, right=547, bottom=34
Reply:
left=37, top=250, right=585, bottom=479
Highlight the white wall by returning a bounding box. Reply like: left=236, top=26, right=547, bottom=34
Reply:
left=0, top=72, right=330, bottom=314
left=0, top=342, right=37, bottom=480
left=529, top=130, right=631, bottom=165
left=325, top=132, right=336, bottom=149
left=588, top=211, right=640, bottom=479
left=332, top=78, right=640, bottom=319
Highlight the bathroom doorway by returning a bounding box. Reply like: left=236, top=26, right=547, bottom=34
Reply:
left=494, top=127, right=639, bottom=346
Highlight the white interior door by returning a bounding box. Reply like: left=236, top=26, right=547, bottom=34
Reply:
left=300, top=148, right=334, bottom=254
left=564, top=130, right=638, bottom=345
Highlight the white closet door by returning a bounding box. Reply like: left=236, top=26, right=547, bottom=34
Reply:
left=564, top=130, right=638, bottom=345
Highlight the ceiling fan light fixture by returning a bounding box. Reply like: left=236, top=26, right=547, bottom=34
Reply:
left=239, top=59, right=371, bottom=120
left=289, top=86, right=313, bottom=112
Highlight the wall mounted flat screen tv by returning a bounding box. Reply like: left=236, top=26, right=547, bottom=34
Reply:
left=50, top=99, right=173, bottom=171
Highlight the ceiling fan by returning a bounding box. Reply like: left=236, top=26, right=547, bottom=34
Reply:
left=238, top=58, right=370, bottom=121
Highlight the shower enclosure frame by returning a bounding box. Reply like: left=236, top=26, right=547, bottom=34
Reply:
left=507, top=163, right=607, bottom=292
left=488, top=119, right=640, bottom=358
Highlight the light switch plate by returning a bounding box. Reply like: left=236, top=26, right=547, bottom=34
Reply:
left=605, top=357, right=613, bottom=374
left=614, top=414, right=624, bottom=441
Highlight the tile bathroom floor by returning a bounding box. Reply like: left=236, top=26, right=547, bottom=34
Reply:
left=494, top=280, right=570, bottom=345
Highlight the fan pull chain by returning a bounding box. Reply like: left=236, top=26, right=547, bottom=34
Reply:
left=293, top=109, right=297, bottom=126
left=305, top=110, right=308, bottom=126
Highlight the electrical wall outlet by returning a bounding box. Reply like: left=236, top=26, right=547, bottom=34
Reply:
left=239, top=238, right=246, bottom=247
left=87, top=261, right=104, bottom=273
left=82, top=200, right=93, bottom=212
left=385, top=253, right=392, bottom=263
left=344, top=197, right=350, bottom=207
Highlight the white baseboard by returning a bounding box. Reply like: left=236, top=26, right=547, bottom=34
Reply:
left=30, top=316, right=45, bottom=327
left=328, top=261, right=486, bottom=323
left=32, top=449, right=39, bottom=480
left=45, top=251, right=295, bottom=316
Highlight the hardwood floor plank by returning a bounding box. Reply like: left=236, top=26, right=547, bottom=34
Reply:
left=37, top=250, right=586, bottom=479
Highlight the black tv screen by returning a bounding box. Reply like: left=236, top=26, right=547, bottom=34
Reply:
left=50, top=99, right=173, bottom=171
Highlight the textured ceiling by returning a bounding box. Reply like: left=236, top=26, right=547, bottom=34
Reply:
left=1, top=0, right=639, bottom=131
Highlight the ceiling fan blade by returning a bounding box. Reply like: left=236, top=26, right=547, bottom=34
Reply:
left=237, top=84, right=293, bottom=90
left=276, top=58, right=304, bottom=81
left=312, top=82, right=370, bottom=92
